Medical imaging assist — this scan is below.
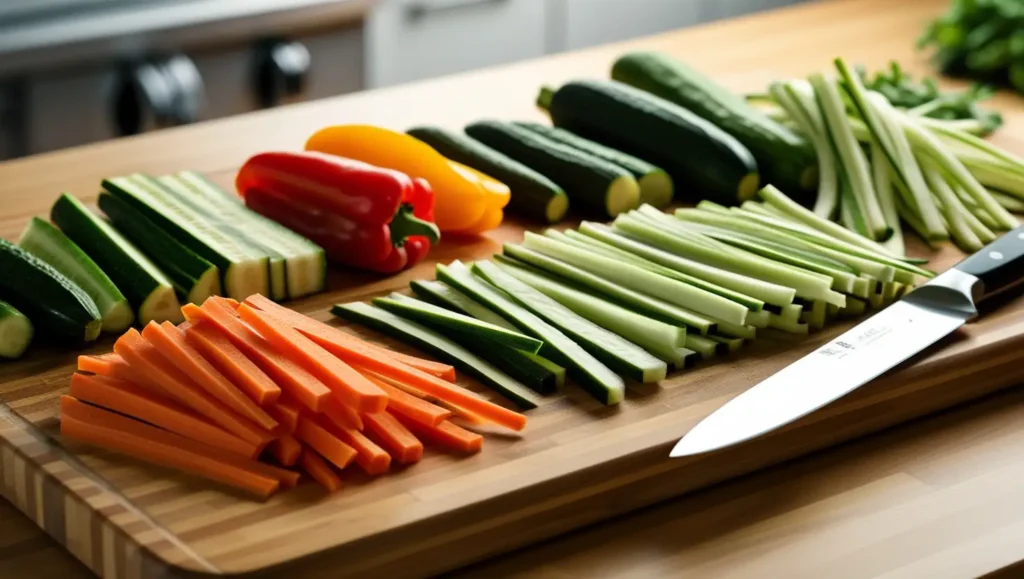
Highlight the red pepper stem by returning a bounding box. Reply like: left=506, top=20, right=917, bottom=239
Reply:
left=390, top=204, right=440, bottom=247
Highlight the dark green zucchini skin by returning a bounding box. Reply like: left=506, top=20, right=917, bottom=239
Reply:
left=611, top=51, right=817, bottom=194
left=512, top=121, right=660, bottom=179
left=540, top=79, right=760, bottom=204
left=407, top=125, right=569, bottom=223
left=465, top=119, right=639, bottom=217
left=0, top=238, right=100, bottom=344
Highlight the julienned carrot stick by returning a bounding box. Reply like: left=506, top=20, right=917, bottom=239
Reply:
left=268, top=435, right=302, bottom=467
left=238, top=304, right=387, bottom=415
left=334, top=424, right=391, bottom=475
left=363, top=412, right=423, bottom=464
left=295, top=415, right=358, bottom=470
left=77, top=356, right=112, bottom=375
left=244, top=294, right=456, bottom=381
left=352, top=361, right=525, bottom=432
left=185, top=322, right=282, bottom=407
left=395, top=415, right=483, bottom=454
left=267, top=396, right=302, bottom=434
left=183, top=303, right=331, bottom=412
left=300, top=450, right=343, bottom=493
left=61, top=395, right=299, bottom=490
left=363, top=373, right=450, bottom=428
left=246, top=297, right=524, bottom=432
left=60, top=397, right=281, bottom=497
left=322, top=396, right=363, bottom=431
left=114, top=329, right=273, bottom=448
left=69, top=373, right=260, bottom=459
left=142, top=321, right=278, bottom=431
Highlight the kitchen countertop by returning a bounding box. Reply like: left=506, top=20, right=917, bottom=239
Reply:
left=1, top=0, right=1023, bottom=576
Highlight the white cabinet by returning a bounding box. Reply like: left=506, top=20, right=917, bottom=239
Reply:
left=365, top=0, right=547, bottom=88
left=553, top=0, right=703, bottom=53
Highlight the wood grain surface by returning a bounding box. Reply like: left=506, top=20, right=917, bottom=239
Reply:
left=1, top=0, right=1024, bottom=577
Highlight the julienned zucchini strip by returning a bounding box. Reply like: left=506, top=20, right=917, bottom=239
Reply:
left=157, top=172, right=327, bottom=299
left=501, top=244, right=717, bottom=335
left=437, top=261, right=626, bottom=404
left=331, top=301, right=542, bottom=409
left=403, top=284, right=566, bottom=393
left=102, top=174, right=269, bottom=301
left=492, top=256, right=691, bottom=368
left=472, top=261, right=667, bottom=386
left=391, top=290, right=564, bottom=394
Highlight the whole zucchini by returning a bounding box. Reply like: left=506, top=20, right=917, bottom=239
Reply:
left=612, top=51, right=817, bottom=194
left=538, top=80, right=759, bottom=204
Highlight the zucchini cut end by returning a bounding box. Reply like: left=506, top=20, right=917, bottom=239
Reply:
left=737, top=173, right=762, bottom=202
left=138, top=286, right=184, bottom=325
left=100, top=301, right=135, bottom=334
left=0, top=313, right=33, bottom=358
left=546, top=193, right=570, bottom=224
left=186, top=267, right=223, bottom=306
left=638, top=171, right=674, bottom=208
left=84, top=318, right=102, bottom=343
left=606, top=176, right=641, bottom=217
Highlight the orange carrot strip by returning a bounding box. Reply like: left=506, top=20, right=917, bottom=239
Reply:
left=267, top=396, right=302, bottom=434
left=184, top=303, right=332, bottom=412
left=114, top=329, right=273, bottom=448
left=363, top=374, right=450, bottom=427
left=322, top=396, right=363, bottom=431
left=238, top=304, right=387, bottom=414
left=221, top=297, right=241, bottom=309
left=60, top=397, right=280, bottom=497
left=363, top=412, right=423, bottom=464
left=185, top=322, right=282, bottom=407
left=61, top=395, right=298, bottom=490
left=300, top=449, right=343, bottom=493
left=395, top=415, right=483, bottom=454
left=77, top=354, right=115, bottom=375
left=267, top=435, right=302, bottom=467
left=295, top=415, right=358, bottom=470
left=245, top=294, right=456, bottom=381
left=243, top=297, right=523, bottom=431
left=69, top=373, right=260, bottom=459
left=142, top=321, right=278, bottom=431
left=333, top=424, right=391, bottom=475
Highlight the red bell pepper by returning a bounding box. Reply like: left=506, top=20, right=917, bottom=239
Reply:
left=236, top=151, right=440, bottom=274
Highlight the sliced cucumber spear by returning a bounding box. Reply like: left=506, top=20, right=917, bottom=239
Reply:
left=473, top=260, right=667, bottom=385
left=17, top=217, right=134, bottom=333
left=502, top=244, right=716, bottom=335
left=98, top=193, right=220, bottom=305
left=492, top=257, right=690, bottom=368
left=331, top=301, right=542, bottom=409
left=372, top=294, right=543, bottom=353
left=102, top=175, right=270, bottom=301
left=390, top=290, right=565, bottom=394
left=522, top=231, right=752, bottom=324
left=0, top=300, right=33, bottom=359
left=51, top=193, right=182, bottom=325
left=0, top=238, right=101, bottom=344
left=437, top=260, right=626, bottom=404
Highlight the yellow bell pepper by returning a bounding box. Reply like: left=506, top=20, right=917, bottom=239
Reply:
left=305, top=125, right=488, bottom=232
left=446, top=161, right=510, bottom=235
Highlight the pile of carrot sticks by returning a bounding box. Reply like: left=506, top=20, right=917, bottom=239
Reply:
left=64, top=294, right=527, bottom=497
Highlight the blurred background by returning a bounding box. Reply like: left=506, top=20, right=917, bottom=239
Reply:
left=0, top=0, right=811, bottom=161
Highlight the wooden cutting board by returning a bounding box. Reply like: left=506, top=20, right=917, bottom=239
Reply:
left=1, top=212, right=1024, bottom=579
left=1, top=1, right=1023, bottom=577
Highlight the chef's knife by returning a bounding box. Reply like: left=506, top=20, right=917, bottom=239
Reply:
left=671, top=225, right=1024, bottom=458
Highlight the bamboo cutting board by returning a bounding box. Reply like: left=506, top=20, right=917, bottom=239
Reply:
left=0, top=1, right=1022, bottom=575
left=1, top=221, right=1024, bottom=578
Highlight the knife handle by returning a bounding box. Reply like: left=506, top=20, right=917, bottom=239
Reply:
left=955, top=225, right=1024, bottom=300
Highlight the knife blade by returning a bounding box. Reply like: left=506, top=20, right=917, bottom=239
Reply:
left=671, top=225, right=1024, bottom=458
